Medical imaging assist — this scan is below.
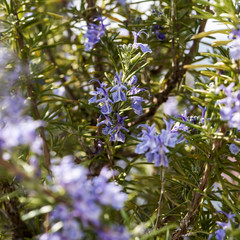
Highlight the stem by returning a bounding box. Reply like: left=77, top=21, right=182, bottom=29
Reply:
left=154, top=167, right=166, bottom=229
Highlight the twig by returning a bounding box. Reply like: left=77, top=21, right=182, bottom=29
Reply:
left=154, top=167, right=166, bottom=230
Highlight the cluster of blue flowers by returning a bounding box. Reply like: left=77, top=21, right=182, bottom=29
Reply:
left=209, top=212, right=235, bottom=240
left=217, top=83, right=240, bottom=130
left=40, top=156, right=129, bottom=240
left=89, top=73, right=148, bottom=143
left=135, top=119, right=179, bottom=167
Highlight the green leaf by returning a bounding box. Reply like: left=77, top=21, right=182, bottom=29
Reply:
left=192, top=29, right=230, bottom=39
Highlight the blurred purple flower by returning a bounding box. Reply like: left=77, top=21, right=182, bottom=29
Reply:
left=228, top=27, right=240, bottom=60
left=163, top=97, right=178, bottom=116
left=117, top=0, right=126, bottom=6
left=198, top=105, right=207, bottom=124
left=229, top=143, right=239, bottom=155
left=42, top=157, right=128, bottom=239
left=227, top=37, right=240, bottom=60
left=84, top=16, right=107, bottom=51
left=215, top=229, right=226, bottom=240
left=93, top=167, right=127, bottom=209
left=0, top=95, right=43, bottom=153
left=217, top=83, right=240, bottom=130
left=98, top=225, right=130, bottom=240
left=154, top=25, right=165, bottom=41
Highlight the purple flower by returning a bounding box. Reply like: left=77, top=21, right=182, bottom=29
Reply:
left=229, top=143, right=240, bottom=155
left=135, top=119, right=179, bottom=167
left=42, top=157, right=128, bottom=240
left=132, top=30, right=152, bottom=53
left=127, top=75, right=148, bottom=115
left=217, top=83, right=240, bottom=130
left=198, top=105, right=207, bottom=124
left=89, top=79, right=113, bottom=115
left=163, top=97, right=179, bottom=116
left=171, top=111, right=189, bottom=144
left=97, top=115, right=113, bottom=135
left=117, top=0, right=126, bottom=6
left=135, top=124, right=158, bottom=154
left=209, top=211, right=235, bottom=240
left=228, top=27, right=240, bottom=60
left=215, top=229, right=226, bottom=240
left=110, top=113, right=129, bottom=142
left=0, top=95, right=43, bottom=152
left=128, top=86, right=145, bottom=115
left=228, top=38, right=240, bottom=60
left=93, top=167, right=127, bottom=209
left=161, top=118, right=178, bottom=148
left=84, top=16, right=107, bottom=51
left=111, top=72, right=128, bottom=103
left=154, top=25, right=165, bottom=41
left=98, top=225, right=130, bottom=240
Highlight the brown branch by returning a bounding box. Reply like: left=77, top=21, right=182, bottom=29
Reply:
left=12, top=6, right=51, bottom=169
left=128, top=7, right=210, bottom=128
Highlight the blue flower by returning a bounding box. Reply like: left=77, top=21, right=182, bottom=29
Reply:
left=98, top=225, right=130, bottom=240
left=171, top=111, right=189, bottom=144
left=135, top=124, right=157, bottom=154
left=128, top=75, right=148, bottom=115
left=217, top=83, right=240, bottom=130
left=154, top=25, right=165, bottom=41
left=228, top=37, right=240, bottom=60
left=198, top=105, right=207, bottom=124
left=110, top=113, right=129, bottom=142
left=97, top=114, right=113, bottom=135
left=128, top=86, right=145, bottom=115
left=84, top=16, right=107, bottom=51
left=0, top=95, right=43, bottom=153
left=117, top=0, right=126, bottom=6
left=132, top=30, right=152, bottom=53
left=89, top=79, right=113, bottom=115
left=209, top=211, right=235, bottom=240
left=161, top=118, right=178, bottom=148
left=111, top=72, right=128, bottom=103
left=135, top=119, right=179, bottom=167
left=215, top=229, right=226, bottom=240
left=229, top=143, right=240, bottom=155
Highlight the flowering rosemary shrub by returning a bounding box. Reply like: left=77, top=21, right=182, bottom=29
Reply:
left=0, top=0, right=240, bottom=240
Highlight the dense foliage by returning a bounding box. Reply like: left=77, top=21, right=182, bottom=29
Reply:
left=0, top=0, right=240, bottom=239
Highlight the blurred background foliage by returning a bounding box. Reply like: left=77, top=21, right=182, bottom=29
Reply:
left=0, top=0, right=240, bottom=239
